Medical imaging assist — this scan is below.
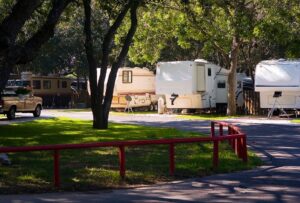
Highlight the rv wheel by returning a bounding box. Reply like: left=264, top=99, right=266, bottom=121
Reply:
left=149, top=104, right=154, bottom=111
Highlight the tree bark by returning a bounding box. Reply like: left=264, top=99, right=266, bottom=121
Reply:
left=103, top=1, right=139, bottom=121
left=84, top=0, right=139, bottom=129
left=227, top=36, right=239, bottom=116
left=83, top=0, right=107, bottom=129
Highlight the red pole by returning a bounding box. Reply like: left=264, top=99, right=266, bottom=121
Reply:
left=53, top=150, right=60, bottom=188
left=232, top=138, right=236, bottom=151
left=119, top=146, right=126, bottom=178
left=211, top=122, right=215, bottom=137
left=241, top=137, right=248, bottom=162
left=219, top=125, right=223, bottom=136
left=213, top=140, right=219, bottom=169
left=228, top=126, right=232, bottom=145
left=169, top=144, right=175, bottom=176
left=237, top=138, right=242, bottom=158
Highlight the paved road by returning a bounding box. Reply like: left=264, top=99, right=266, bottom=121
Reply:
left=1, top=110, right=300, bottom=203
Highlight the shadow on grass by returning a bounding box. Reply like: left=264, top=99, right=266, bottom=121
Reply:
left=0, top=118, right=261, bottom=193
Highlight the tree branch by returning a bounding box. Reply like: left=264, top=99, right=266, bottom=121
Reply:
left=83, top=0, right=98, bottom=106
left=104, top=0, right=139, bottom=114
left=182, top=2, right=230, bottom=66
left=17, top=0, right=74, bottom=64
left=97, top=0, right=133, bottom=103
left=0, top=0, right=42, bottom=45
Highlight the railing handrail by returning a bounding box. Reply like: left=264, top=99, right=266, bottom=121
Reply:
left=0, top=133, right=246, bottom=153
left=0, top=121, right=248, bottom=188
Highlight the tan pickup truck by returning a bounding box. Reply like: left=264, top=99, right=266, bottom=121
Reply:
left=0, top=87, right=43, bottom=120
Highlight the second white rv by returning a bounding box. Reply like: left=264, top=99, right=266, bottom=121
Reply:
left=156, top=59, right=244, bottom=112
left=255, top=59, right=300, bottom=109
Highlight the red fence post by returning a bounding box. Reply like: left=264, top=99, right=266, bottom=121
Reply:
left=219, top=125, right=223, bottom=136
left=213, top=140, right=219, bottom=169
left=237, top=138, right=242, bottom=158
left=211, top=122, right=215, bottom=137
left=169, top=144, right=175, bottom=176
left=53, top=150, right=60, bottom=188
left=241, top=137, right=248, bottom=162
left=228, top=126, right=232, bottom=145
left=119, top=146, right=126, bottom=178
left=232, top=138, right=236, bottom=151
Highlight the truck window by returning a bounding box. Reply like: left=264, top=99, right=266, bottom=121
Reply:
left=43, top=80, right=51, bottom=89
left=1, top=89, right=17, bottom=96
left=33, top=80, right=41, bottom=89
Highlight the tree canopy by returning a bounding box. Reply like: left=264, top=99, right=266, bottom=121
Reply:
left=0, top=0, right=299, bottom=123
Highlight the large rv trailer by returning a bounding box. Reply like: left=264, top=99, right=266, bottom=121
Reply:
left=255, top=59, right=300, bottom=109
left=95, top=67, right=157, bottom=110
left=156, top=59, right=244, bottom=111
left=9, top=72, right=73, bottom=107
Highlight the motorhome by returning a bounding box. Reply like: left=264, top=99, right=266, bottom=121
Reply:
left=94, top=67, right=157, bottom=110
left=8, top=72, right=73, bottom=107
left=255, top=59, right=300, bottom=109
left=156, top=59, right=244, bottom=112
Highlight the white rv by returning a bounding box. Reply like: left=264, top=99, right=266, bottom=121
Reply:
left=156, top=59, right=244, bottom=112
left=95, top=67, right=157, bottom=110
left=255, top=59, right=300, bottom=109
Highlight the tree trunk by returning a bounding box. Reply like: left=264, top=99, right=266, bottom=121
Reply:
left=227, top=36, right=239, bottom=116
left=0, top=56, right=13, bottom=93
left=83, top=0, right=139, bottom=129
left=92, top=104, right=108, bottom=129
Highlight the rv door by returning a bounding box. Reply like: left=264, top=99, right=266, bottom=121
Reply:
left=196, top=65, right=206, bottom=91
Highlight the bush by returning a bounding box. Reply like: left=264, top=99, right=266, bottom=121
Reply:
left=15, top=88, right=31, bottom=95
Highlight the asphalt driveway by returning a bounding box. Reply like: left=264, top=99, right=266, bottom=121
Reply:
left=1, top=110, right=300, bottom=203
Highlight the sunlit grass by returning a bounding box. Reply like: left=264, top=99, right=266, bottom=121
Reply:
left=291, top=119, right=300, bottom=123
left=0, top=118, right=261, bottom=193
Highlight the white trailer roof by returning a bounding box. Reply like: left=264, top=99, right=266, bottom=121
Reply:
left=255, top=60, right=300, bottom=91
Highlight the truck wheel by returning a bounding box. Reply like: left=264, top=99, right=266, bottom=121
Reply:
left=7, top=107, right=16, bottom=120
left=33, top=105, right=41, bottom=117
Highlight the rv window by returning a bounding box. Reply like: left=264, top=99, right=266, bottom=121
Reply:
left=43, top=80, right=51, bottom=89
left=208, top=68, right=211, bottom=76
left=33, top=80, right=41, bottom=89
left=217, top=81, right=226, bottom=88
left=122, top=70, right=132, bottom=83
left=62, top=81, right=67, bottom=88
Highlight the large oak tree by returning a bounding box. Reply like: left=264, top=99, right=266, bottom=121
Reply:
left=0, top=0, right=74, bottom=93
left=83, top=0, right=140, bottom=129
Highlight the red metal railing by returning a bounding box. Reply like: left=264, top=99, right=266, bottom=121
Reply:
left=0, top=121, right=247, bottom=188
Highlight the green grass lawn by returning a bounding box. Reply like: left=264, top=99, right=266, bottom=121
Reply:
left=291, top=118, right=300, bottom=123
left=0, top=118, right=261, bottom=193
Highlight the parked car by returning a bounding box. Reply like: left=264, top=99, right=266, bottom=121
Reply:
left=0, top=87, right=43, bottom=120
